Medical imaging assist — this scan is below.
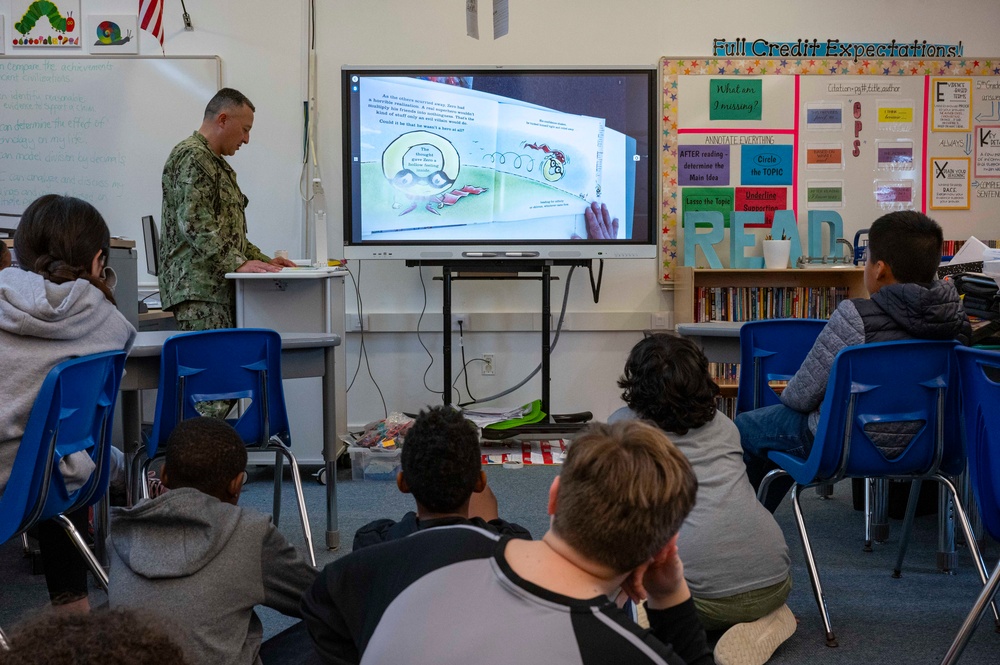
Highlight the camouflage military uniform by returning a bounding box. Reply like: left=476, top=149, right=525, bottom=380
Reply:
left=158, top=131, right=269, bottom=328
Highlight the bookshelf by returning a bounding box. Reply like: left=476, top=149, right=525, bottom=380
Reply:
left=674, top=266, right=867, bottom=415
left=673, top=266, right=867, bottom=325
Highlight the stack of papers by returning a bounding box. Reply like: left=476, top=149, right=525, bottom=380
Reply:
left=463, top=404, right=531, bottom=429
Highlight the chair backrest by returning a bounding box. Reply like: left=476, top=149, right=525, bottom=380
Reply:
left=794, top=340, right=963, bottom=486
left=0, top=351, right=127, bottom=544
left=141, top=215, right=159, bottom=277
left=736, top=318, right=827, bottom=415
left=148, top=329, right=289, bottom=457
left=956, top=346, right=1000, bottom=541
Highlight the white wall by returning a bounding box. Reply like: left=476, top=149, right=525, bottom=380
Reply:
left=6, top=0, right=999, bottom=427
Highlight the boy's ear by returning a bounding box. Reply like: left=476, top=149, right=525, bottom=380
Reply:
left=472, top=470, right=487, bottom=493
left=225, top=472, right=244, bottom=504
left=160, top=467, right=171, bottom=489
left=396, top=471, right=411, bottom=494
left=547, top=476, right=561, bottom=516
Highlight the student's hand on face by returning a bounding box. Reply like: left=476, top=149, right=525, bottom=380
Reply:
left=621, top=539, right=689, bottom=610
left=236, top=259, right=283, bottom=273
left=571, top=201, right=619, bottom=240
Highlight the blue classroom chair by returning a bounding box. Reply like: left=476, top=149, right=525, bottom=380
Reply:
left=941, top=347, right=1000, bottom=664
left=133, top=329, right=315, bottom=566
left=736, top=318, right=827, bottom=416
left=757, top=340, right=987, bottom=648
left=0, top=350, right=127, bottom=638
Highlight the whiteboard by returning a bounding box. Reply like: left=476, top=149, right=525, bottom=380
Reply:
left=0, top=56, right=221, bottom=244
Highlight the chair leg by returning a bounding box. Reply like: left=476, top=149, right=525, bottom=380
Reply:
left=0, top=624, right=9, bottom=651
left=892, top=479, right=923, bottom=578
left=936, top=475, right=1000, bottom=629
left=20, top=533, right=29, bottom=555
left=756, top=468, right=787, bottom=503
left=51, top=514, right=108, bottom=592
left=272, top=445, right=316, bottom=567
left=790, top=484, right=838, bottom=647
left=940, top=562, right=1000, bottom=665
left=938, top=483, right=958, bottom=573
left=272, top=450, right=284, bottom=527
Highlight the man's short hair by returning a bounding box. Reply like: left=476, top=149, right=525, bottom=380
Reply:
left=867, top=210, right=943, bottom=284
left=400, top=406, right=481, bottom=513
left=552, top=420, right=697, bottom=574
left=618, top=333, right=719, bottom=435
left=204, top=88, right=255, bottom=119
left=163, top=417, right=247, bottom=497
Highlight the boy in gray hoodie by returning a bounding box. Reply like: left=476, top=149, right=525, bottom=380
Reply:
left=108, top=417, right=317, bottom=665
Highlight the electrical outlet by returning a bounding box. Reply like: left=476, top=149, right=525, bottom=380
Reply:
left=451, top=313, right=471, bottom=331
left=650, top=311, right=674, bottom=330
left=347, top=313, right=368, bottom=331
left=482, top=353, right=495, bottom=375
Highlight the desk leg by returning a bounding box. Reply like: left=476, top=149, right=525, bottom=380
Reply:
left=121, top=390, right=141, bottom=502
left=323, top=346, right=340, bottom=550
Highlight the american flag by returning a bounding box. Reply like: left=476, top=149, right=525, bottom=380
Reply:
left=139, top=0, right=164, bottom=51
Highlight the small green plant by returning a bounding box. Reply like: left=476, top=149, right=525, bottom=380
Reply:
left=764, top=231, right=788, bottom=241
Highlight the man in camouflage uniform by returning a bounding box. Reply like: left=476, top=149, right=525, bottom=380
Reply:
left=158, top=88, right=295, bottom=332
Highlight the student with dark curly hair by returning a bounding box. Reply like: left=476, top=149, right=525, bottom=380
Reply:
left=611, top=333, right=794, bottom=665
left=0, top=194, right=136, bottom=614
left=352, top=405, right=530, bottom=550
left=0, top=608, right=189, bottom=665
left=108, top=417, right=317, bottom=665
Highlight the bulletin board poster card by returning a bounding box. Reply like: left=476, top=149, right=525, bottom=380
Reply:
left=658, top=57, right=1000, bottom=284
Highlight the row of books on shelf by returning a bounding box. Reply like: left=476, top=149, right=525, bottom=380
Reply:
left=943, top=239, right=1000, bottom=257
left=693, top=286, right=851, bottom=322
left=716, top=396, right=737, bottom=419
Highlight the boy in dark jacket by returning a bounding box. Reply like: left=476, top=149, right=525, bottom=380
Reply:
left=352, top=405, right=530, bottom=550
left=737, top=210, right=971, bottom=512
left=108, top=418, right=317, bottom=665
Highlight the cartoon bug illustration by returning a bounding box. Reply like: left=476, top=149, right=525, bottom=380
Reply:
left=15, top=2, right=75, bottom=35
left=382, top=131, right=487, bottom=215
left=522, top=142, right=568, bottom=182
left=94, top=21, right=133, bottom=46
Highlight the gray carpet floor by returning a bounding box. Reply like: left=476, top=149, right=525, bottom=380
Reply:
left=2, top=464, right=999, bottom=664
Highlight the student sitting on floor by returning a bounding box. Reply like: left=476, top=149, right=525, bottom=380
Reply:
left=352, top=404, right=531, bottom=550
left=108, top=417, right=317, bottom=665
left=736, top=210, right=971, bottom=513
left=611, top=333, right=795, bottom=665
left=302, top=420, right=713, bottom=665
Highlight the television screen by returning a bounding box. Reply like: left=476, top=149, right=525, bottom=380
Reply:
left=342, top=67, right=657, bottom=261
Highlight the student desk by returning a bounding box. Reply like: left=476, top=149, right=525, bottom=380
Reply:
left=119, top=330, right=344, bottom=549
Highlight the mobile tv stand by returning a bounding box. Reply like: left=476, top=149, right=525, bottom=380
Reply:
left=407, top=259, right=592, bottom=434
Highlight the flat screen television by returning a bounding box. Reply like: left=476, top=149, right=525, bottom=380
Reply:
left=341, top=67, right=657, bottom=261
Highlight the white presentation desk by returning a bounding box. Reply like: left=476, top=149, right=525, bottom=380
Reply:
left=226, top=269, right=349, bottom=465
left=119, top=330, right=344, bottom=549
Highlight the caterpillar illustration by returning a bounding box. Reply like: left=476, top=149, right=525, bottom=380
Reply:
left=15, top=1, right=75, bottom=35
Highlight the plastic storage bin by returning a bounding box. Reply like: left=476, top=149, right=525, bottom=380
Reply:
left=347, top=445, right=402, bottom=481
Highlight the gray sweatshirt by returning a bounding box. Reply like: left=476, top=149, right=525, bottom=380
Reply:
left=108, top=488, right=318, bottom=665
left=0, top=268, right=135, bottom=496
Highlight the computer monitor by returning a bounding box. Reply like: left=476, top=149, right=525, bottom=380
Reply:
left=341, top=66, right=658, bottom=261
left=141, top=215, right=159, bottom=276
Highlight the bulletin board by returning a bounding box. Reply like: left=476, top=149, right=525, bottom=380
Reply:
left=659, top=56, right=1000, bottom=284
